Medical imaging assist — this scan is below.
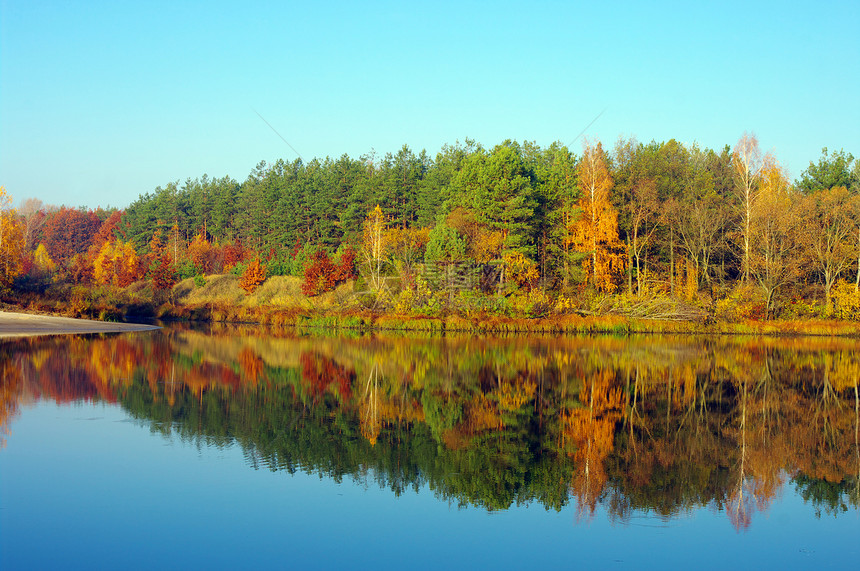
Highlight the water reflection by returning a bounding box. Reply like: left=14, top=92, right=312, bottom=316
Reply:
left=2, top=326, right=860, bottom=529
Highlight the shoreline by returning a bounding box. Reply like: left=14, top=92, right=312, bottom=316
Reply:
left=4, top=303, right=860, bottom=338
left=0, top=311, right=160, bottom=338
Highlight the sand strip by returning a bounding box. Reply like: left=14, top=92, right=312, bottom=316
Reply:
left=0, top=311, right=160, bottom=338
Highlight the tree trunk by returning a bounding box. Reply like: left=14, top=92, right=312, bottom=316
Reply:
left=627, top=235, right=632, bottom=295
left=856, top=226, right=860, bottom=293
left=669, top=228, right=675, bottom=296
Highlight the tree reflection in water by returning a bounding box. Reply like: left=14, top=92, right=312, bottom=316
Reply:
left=2, top=326, right=860, bottom=528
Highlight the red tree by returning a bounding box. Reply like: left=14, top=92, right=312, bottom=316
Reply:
left=91, top=210, right=124, bottom=249
left=302, top=248, right=358, bottom=296
left=302, top=250, right=338, bottom=296
left=42, top=207, right=101, bottom=266
left=151, top=254, right=177, bottom=291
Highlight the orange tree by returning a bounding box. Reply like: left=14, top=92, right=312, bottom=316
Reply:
left=240, top=258, right=267, bottom=294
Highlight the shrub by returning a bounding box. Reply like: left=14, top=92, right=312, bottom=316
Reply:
left=714, top=284, right=765, bottom=321
left=302, top=247, right=358, bottom=297
left=832, top=279, right=860, bottom=320
left=240, top=258, right=267, bottom=294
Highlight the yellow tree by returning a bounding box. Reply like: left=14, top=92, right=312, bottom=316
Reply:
left=749, top=161, right=802, bottom=319
left=0, top=187, right=24, bottom=287
left=187, top=233, right=212, bottom=274
left=32, top=243, right=57, bottom=278
left=93, top=240, right=142, bottom=287
left=571, top=141, right=625, bottom=291
left=564, top=369, right=623, bottom=519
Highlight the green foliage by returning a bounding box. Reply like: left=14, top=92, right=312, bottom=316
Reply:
left=177, top=260, right=197, bottom=281
left=230, top=260, right=248, bottom=277
left=421, top=391, right=463, bottom=442
left=448, top=141, right=538, bottom=255
left=291, top=242, right=319, bottom=277
left=425, top=223, right=467, bottom=264
left=796, top=148, right=858, bottom=193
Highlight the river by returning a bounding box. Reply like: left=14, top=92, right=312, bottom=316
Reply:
left=2, top=324, right=858, bottom=568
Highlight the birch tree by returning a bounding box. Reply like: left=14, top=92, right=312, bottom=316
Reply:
left=733, top=133, right=768, bottom=283
left=362, top=205, right=388, bottom=292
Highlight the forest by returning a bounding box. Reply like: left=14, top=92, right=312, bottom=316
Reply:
left=1, top=134, right=859, bottom=324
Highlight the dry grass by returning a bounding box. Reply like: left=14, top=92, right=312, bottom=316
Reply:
left=173, top=274, right=245, bottom=306
left=242, top=276, right=306, bottom=307
left=172, top=274, right=359, bottom=311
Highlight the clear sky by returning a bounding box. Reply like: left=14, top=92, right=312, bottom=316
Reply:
left=1, top=0, right=858, bottom=209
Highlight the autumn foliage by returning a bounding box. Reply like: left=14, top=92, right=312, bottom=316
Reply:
left=93, top=240, right=143, bottom=287
left=239, top=258, right=267, bottom=294
left=301, top=247, right=358, bottom=297
left=151, top=254, right=178, bottom=291
left=0, top=187, right=24, bottom=287
left=41, top=207, right=101, bottom=267
left=187, top=234, right=213, bottom=274
left=571, top=141, right=625, bottom=292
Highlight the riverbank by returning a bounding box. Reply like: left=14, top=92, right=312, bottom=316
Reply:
left=6, top=274, right=860, bottom=337
left=0, top=311, right=159, bottom=338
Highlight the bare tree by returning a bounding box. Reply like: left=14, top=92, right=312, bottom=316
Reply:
left=626, top=178, right=661, bottom=295
left=668, top=193, right=730, bottom=291
left=799, top=186, right=859, bottom=314
left=18, top=198, right=49, bottom=250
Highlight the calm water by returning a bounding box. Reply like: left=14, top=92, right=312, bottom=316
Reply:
left=2, top=325, right=859, bottom=569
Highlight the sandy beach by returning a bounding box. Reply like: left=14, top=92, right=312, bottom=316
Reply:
left=0, top=311, right=160, bottom=338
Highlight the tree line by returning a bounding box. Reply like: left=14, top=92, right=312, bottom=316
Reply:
left=1, top=135, right=859, bottom=318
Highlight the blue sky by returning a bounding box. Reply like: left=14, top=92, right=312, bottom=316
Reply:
left=1, top=0, right=858, bottom=209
